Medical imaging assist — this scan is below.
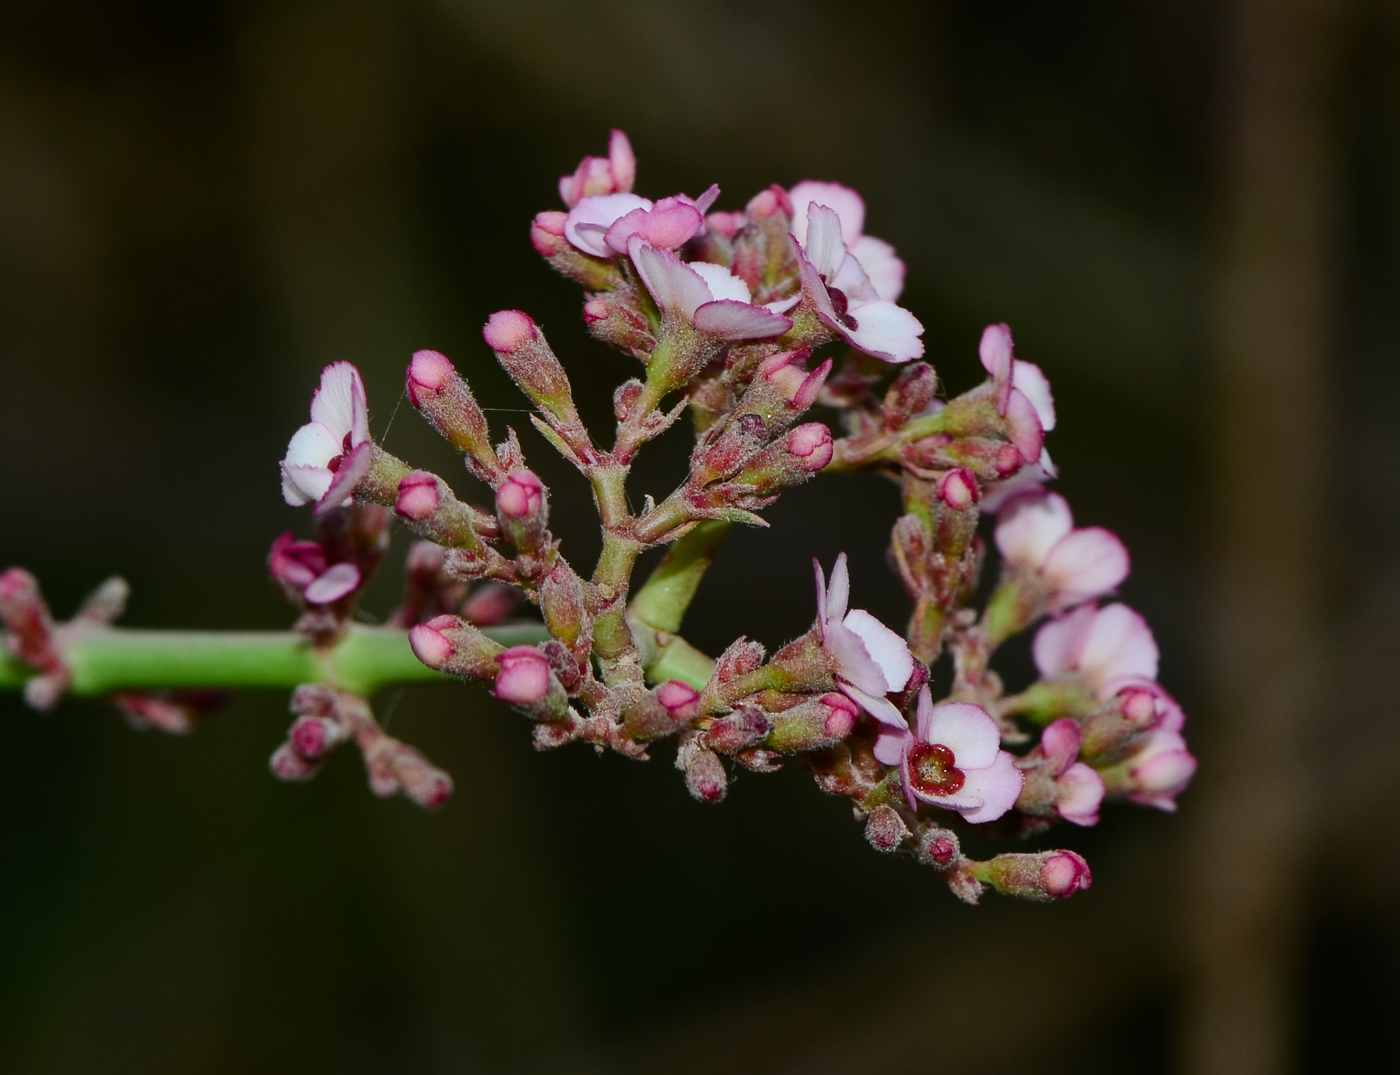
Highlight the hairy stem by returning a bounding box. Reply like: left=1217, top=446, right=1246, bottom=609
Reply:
left=0, top=623, right=549, bottom=698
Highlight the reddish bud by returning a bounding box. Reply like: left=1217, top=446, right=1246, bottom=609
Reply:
left=821, top=692, right=859, bottom=739
left=483, top=309, right=538, bottom=354
left=707, top=706, right=772, bottom=754
left=496, top=471, right=545, bottom=520
left=787, top=423, right=834, bottom=471
left=270, top=743, right=320, bottom=782
left=405, top=350, right=499, bottom=480
left=680, top=745, right=727, bottom=803
left=656, top=680, right=701, bottom=722
left=408, top=617, right=457, bottom=670
left=289, top=715, right=346, bottom=759
left=462, top=582, right=521, bottom=626
left=937, top=468, right=980, bottom=510
left=746, top=184, right=793, bottom=221
left=918, top=825, right=962, bottom=870
left=493, top=646, right=552, bottom=705
left=865, top=804, right=911, bottom=852
left=395, top=471, right=441, bottom=521
left=883, top=363, right=939, bottom=429
left=980, top=850, right=1093, bottom=902
left=406, top=349, right=455, bottom=406
left=268, top=533, right=326, bottom=590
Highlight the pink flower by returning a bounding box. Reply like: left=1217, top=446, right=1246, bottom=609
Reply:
left=978, top=324, right=1055, bottom=466
left=994, top=492, right=1129, bottom=611
left=267, top=533, right=362, bottom=605
left=563, top=186, right=720, bottom=259
left=496, top=471, right=545, bottom=521
left=558, top=129, right=636, bottom=208
left=787, top=423, right=834, bottom=471
left=629, top=239, right=793, bottom=341
left=813, top=553, right=915, bottom=728
left=493, top=646, right=552, bottom=705
left=1036, top=718, right=1105, bottom=826
left=874, top=688, right=1024, bottom=824
left=796, top=205, right=924, bottom=362
left=1117, top=728, right=1197, bottom=812
left=1034, top=602, right=1157, bottom=697
left=788, top=181, right=906, bottom=301
left=281, top=362, right=371, bottom=508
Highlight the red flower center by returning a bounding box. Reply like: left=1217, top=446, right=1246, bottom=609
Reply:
left=907, top=742, right=965, bottom=798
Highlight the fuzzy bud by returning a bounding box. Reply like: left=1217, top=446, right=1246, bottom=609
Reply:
left=495, top=470, right=549, bottom=553
left=493, top=646, right=552, bottom=705
left=657, top=680, right=701, bottom=722
left=937, top=468, right=980, bottom=510
left=531, top=212, right=618, bottom=290
left=917, top=825, right=962, bottom=871
left=678, top=739, right=727, bottom=803
left=865, top=804, right=911, bottom=852
left=289, top=715, right=347, bottom=760
left=406, top=350, right=500, bottom=480
left=484, top=312, right=580, bottom=430
left=706, top=706, right=772, bottom=755
left=539, top=565, right=586, bottom=647
left=395, top=471, right=441, bottom=521
left=270, top=742, right=321, bottom=782
left=582, top=294, right=655, bottom=358
left=767, top=692, right=858, bottom=753
left=408, top=614, right=504, bottom=680
left=980, top=850, right=1093, bottom=902
left=883, top=363, right=939, bottom=429
left=1080, top=686, right=1171, bottom=759
left=462, top=582, right=521, bottom=627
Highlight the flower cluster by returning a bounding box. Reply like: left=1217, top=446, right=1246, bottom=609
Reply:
left=1, top=130, right=1194, bottom=905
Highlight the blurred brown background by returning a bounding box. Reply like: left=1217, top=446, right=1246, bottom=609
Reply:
left=1, top=1, right=1397, bottom=1071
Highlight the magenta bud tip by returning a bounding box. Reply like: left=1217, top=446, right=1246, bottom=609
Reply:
left=483, top=309, right=539, bottom=354
left=656, top=680, right=701, bottom=721
left=493, top=645, right=551, bottom=705
left=1041, top=852, right=1092, bottom=898
left=496, top=470, right=544, bottom=520
left=409, top=622, right=454, bottom=669
left=788, top=423, right=834, bottom=471
left=820, top=692, right=859, bottom=739
left=395, top=472, right=441, bottom=521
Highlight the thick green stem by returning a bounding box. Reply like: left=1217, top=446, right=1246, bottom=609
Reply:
left=0, top=623, right=549, bottom=699
left=629, top=521, right=732, bottom=633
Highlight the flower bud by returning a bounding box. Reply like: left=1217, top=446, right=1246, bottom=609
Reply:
left=767, top=692, right=858, bottom=753
left=723, top=423, right=832, bottom=501
left=493, top=646, right=552, bottom=705
left=883, top=362, right=938, bottom=429
left=408, top=614, right=504, bottom=680
left=406, top=350, right=500, bottom=481
left=917, top=824, right=962, bottom=871
left=289, top=715, right=347, bottom=759
left=270, top=742, right=321, bottom=782
left=539, top=565, right=586, bottom=647
left=395, top=471, right=441, bottom=521
left=386, top=745, right=454, bottom=809
left=1080, top=686, right=1170, bottom=759
left=979, top=850, right=1093, bottom=902
left=531, top=212, right=619, bottom=290
left=496, top=470, right=549, bottom=551
left=679, top=741, right=727, bottom=803
left=786, top=423, right=834, bottom=471
left=937, top=468, right=980, bottom=510
left=865, top=804, right=911, bottom=852
left=113, top=690, right=229, bottom=735
left=657, top=680, right=701, bottom=722
left=583, top=295, right=655, bottom=358
left=268, top=532, right=326, bottom=591
left=706, top=706, right=772, bottom=754
left=484, top=312, right=580, bottom=429
left=715, top=638, right=765, bottom=683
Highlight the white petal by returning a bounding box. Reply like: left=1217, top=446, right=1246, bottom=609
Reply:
left=840, top=683, right=908, bottom=729
left=803, top=204, right=848, bottom=280
left=994, top=492, right=1073, bottom=570
left=628, top=238, right=711, bottom=319
left=304, top=562, right=362, bottom=605
left=1043, top=527, right=1130, bottom=607
left=839, top=300, right=925, bottom=363
left=830, top=251, right=879, bottom=304
left=827, top=553, right=851, bottom=624
left=692, top=300, right=791, bottom=340
left=765, top=294, right=801, bottom=315
left=1012, top=360, right=1055, bottom=432
left=788, top=181, right=865, bottom=247
left=873, top=725, right=913, bottom=765
left=310, top=362, right=365, bottom=440
left=842, top=609, right=914, bottom=693
left=826, top=623, right=888, bottom=696
left=979, top=323, right=1014, bottom=380
left=852, top=234, right=905, bottom=302
left=1056, top=763, right=1104, bottom=826
left=1032, top=604, right=1097, bottom=678
left=284, top=422, right=342, bottom=469
left=954, top=752, right=1024, bottom=823
left=281, top=463, right=332, bottom=506
left=813, top=558, right=829, bottom=633
left=923, top=702, right=1001, bottom=770
left=689, top=261, right=752, bottom=304
left=564, top=193, right=651, bottom=257
left=1078, top=603, right=1158, bottom=686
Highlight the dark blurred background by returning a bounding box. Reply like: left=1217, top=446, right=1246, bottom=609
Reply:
left=1, top=0, right=1396, bottom=1071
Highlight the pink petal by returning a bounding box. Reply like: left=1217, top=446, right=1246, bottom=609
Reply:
left=688, top=183, right=721, bottom=215
left=1078, top=603, right=1158, bottom=686
left=1044, top=527, right=1130, bottom=607
left=1032, top=604, right=1097, bottom=678
left=852, top=234, right=905, bottom=302
left=953, top=751, right=1023, bottom=823
left=830, top=251, right=880, bottom=304
left=813, top=558, right=829, bottom=634
left=842, top=609, right=914, bottom=693
left=802, top=204, right=848, bottom=279
left=1004, top=387, right=1045, bottom=462
left=690, top=261, right=752, bottom=304
left=788, top=181, right=865, bottom=247
left=1039, top=718, right=1083, bottom=771
left=304, top=562, right=362, bottom=605
left=1056, top=763, right=1104, bottom=825
left=1012, top=360, right=1055, bottom=432
left=797, top=251, right=839, bottom=322
left=692, top=300, right=792, bottom=340
left=873, top=724, right=913, bottom=765
left=284, top=421, right=343, bottom=470
left=608, top=129, right=635, bottom=191
left=826, top=553, right=850, bottom=623
left=978, top=324, right=1014, bottom=411
left=281, top=463, right=332, bottom=506
left=765, top=294, right=802, bottom=315
left=628, top=239, right=711, bottom=319
left=838, top=300, right=925, bottom=363
left=839, top=683, right=908, bottom=729
left=603, top=197, right=703, bottom=255
left=564, top=193, right=651, bottom=257
left=923, top=702, right=1001, bottom=770
left=913, top=685, right=935, bottom=741
left=979, top=458, right=1054, bottom=514
left=1128, top=749, right=1196, bottom=810
left=995, top=492, right=1073, bottom=569
left=315, top=440, right=372, bottom=515
left=309, top=362, right=366, bottom=440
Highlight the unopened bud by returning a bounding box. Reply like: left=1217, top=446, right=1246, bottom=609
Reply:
left=462, top=582, right=521, bottom=626
left=531, top=212, right=619, bottom=290
left=917, top=825, right=962, bottom=871
left=406, top=350, right=500, bottom=480
left=657, top=680, right=701, bottom=722
left=388, top=745, right=454, bottom=809
left=539, top=565, right=586, bottom=647
left=408, top=614, right=504, bottom=680
left=937, top=468, right=980, bottom=510
left=865, top=804, right=911, bottom=852
left=883, top=363, right=938, bottom=429
left=496, top=470, right=549, bottom=551
left=786, top=423, right=834, bottom=471
left=493, top=646, right=552, bottom=705
left=484, top=312, right=580, bottom=429
left=767, top=692, right=858, bottom=753
left=1080, top=686, right=1168, bottom=759
left=289, top=715, right=347, bottom=759
left=679, top=743, right=727, bottom=803
left=979, top=850, right=1092, bottom=902
left=706, top=706, right=772, bottom=754
left=268, top=532, right=326, bottom=591
left=583, top=295, right=654, bottom=357
left=715, top=637, right=765, bottom=682
left=746, top=184, right=793, bottom=222
left=395, top=471, right=441, bottom=521
left=613, top=379, right=645, bottom=422
left=270, top=742, right=321, bottom=782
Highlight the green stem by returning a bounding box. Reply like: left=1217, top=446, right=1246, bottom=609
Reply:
left=0, top=623, right=549, bottom=699
left=629, top=520, right=732, bottom=634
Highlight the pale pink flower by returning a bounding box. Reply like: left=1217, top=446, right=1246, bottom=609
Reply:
left=788, top=181, right=906, bottom=301
left=873, top=688, right=1024, bottom=824
left=978, top=324, right=1055, bottom=466
left=268, top=533, right=362, bottom=605
left=281, top=362, right=371, bottom=508
left=564, top=185, right=721, bottom=259
left=1036, top=718, right=1105, bottom=826
left=558, top=129, right=636, bottom=208
left=1117, top=728, right=1197, bottom=812
left=994, top=492, right=1129, bottom=611
left=629, top=239, right=792, bottom=341
left=796, top=205, right=924, bottom=363
left=813, top=553, right=915, bottom=728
